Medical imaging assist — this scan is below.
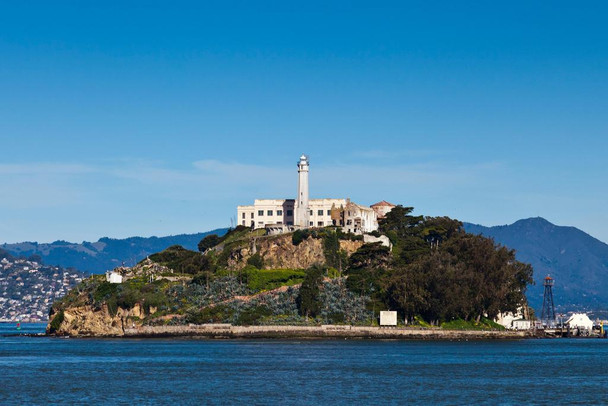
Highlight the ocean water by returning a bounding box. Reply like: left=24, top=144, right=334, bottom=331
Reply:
left=1, top=323, right=607, bottom=405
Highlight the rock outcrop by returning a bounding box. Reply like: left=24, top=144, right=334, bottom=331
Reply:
left=47, top=303, right=150, bottom=337
left=226, top=234, right=363, bottom=270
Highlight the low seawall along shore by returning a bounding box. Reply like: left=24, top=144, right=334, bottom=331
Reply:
left=121, top=324, right=531, bottom=339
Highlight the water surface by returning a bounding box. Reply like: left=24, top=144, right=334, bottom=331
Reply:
left=1, top=323, right=606, bottom=405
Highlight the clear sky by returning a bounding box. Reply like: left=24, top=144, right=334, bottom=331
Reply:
left=1, top=1, right=607, bottom=244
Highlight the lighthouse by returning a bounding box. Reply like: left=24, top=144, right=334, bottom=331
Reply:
left=295, top=154, right=310, bottom=228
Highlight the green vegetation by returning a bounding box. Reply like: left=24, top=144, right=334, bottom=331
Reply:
left=244, top=267, right=306, bottom=292
left=441, top=318, right=506, bottom=331
left=297, top=265, right=325, bottom=318
left=236, top=305, right=273, bottom=325
left=148, top=245, right=209, bottom=274
left=197, top=234, right=221, bottom=252
left=50, top=204, right=534, bottom=332
left=186, top=304, right=236, bottom=324
left=343, top=205, right=533, bottom=325
left=292, top=227, right=362, bottom=246
left=246, top=252, right=264, bottom=269
left=48, top=310, right=64, bottom=333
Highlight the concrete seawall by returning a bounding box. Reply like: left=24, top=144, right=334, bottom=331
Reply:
left=123, top=324, right=530, bottom=340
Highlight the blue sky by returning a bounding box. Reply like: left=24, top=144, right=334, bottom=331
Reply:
left=1, top=1, right=607, bottom=243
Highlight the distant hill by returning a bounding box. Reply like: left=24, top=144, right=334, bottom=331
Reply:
left=1, top=229, right=229, bottom=274
left=464, top=218, right=608, bottom=312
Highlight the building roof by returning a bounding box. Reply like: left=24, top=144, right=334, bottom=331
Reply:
left=371, top=200, right=396, bottom=208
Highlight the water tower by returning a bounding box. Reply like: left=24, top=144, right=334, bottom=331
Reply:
left=541, top=275, right=556, bottom=327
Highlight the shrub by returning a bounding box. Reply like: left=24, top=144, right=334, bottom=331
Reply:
left=246, top=252, right=264, bottom=269
left=48, top=310, right=65, bottom=333
left=236, top=305, right=272, bottom=325
left=186, top=304, right=235, bottom=324
left=148, top=245, right=210, bottom=274
left=245, top=268, right=306, bottom=292
left=292, top=229, right=307, bottom=246
left=92, top=282, right=119, bottom=304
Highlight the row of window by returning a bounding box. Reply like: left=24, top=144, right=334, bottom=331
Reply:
left=242, top=209, right=294, bottom=219
left=241, top=220, right=295, bottom=226
left=241, top=209, right=334, bottom=219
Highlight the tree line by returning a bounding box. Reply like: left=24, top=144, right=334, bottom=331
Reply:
left=344, top=206, right=533, bottom=324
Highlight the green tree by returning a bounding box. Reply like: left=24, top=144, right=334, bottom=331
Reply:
left=246, top=252, right=264, bottom=269
left=198, top=234, right=221, bottom=252
left=345, top=243, right=391, bottom=310
left=297, top=265, right=325, bottom=319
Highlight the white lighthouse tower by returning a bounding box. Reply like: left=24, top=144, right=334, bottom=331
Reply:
left=295, top=154, right=310, bottom=228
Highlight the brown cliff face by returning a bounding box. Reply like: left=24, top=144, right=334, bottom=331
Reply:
left=226, top=235, right=363, bottom=270
left=47, top=303, right=147, bottom=337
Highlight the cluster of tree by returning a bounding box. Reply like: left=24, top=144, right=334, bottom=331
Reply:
left=344, top=206, right=533, bottom=324
left=147, top=208, right=533, bottom=325
left=148, top=245, right=210, bottom=275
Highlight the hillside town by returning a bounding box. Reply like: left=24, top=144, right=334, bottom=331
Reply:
left=0, top=254, right=87, bottom=322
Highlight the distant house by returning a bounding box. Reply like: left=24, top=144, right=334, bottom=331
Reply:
left=105, top=270, right=123, bottom=284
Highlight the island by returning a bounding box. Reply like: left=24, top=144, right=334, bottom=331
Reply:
left=46, top=205, right=535, bottom=339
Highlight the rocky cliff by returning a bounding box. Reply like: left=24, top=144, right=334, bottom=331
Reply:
left=47, top=303, right=150, bottom=337
left=226, top=234, right=363, bottom=270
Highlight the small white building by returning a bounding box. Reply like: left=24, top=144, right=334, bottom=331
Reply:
left=495, top=307, right=528, bottom=329
left=105, top=270, right=123, bottom=284
left=380, top=311, right=398, bottom=326
left=565, top=313, right=593, bottom=331
left=512, top=319, right=532, bottom=330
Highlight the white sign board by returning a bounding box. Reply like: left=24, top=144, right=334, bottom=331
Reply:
left=380, top=311, right=397, bottom=326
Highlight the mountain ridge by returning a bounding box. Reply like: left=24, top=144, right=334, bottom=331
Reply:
left=1, top=228, right=229, bottom=274
left=463, top=217, right=608, bottom=312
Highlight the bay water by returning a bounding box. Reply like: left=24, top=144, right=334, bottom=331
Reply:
left=1, top=323, right=606, bottom=405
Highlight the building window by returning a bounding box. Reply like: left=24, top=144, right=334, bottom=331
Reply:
left=310, top=210, right=313, bottom=215
left=242, top=220, right=245, bottom=225
left=347, top=219, right=352, bottom=225
left=258, top=210, right=264, bottom=216
left=317, top=210, right=323, bottom=215
left=267, top=210, right=273, bottom=216
left=277, top=210, right=283, bottom=215
left=287, top=210, right=293, bottom=216
left=251, top=213, right=254, bottom=219
left=277, top=221, right=282, bottom=224
left=309, top=221, right=313, bottom=226
left=242, top=213, right=245, bottom=219
left=327, top=210, right=331, bottom=215
left=258, top=221, right=264, bottom=225
left=318, top=221, right=323, bottom=226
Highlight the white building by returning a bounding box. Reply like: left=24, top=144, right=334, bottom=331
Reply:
left=565, top=313, right=593, bottom=331
left=237, top=155, right=393, bottom=234
left=105, top=270, right=123, bottom=284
